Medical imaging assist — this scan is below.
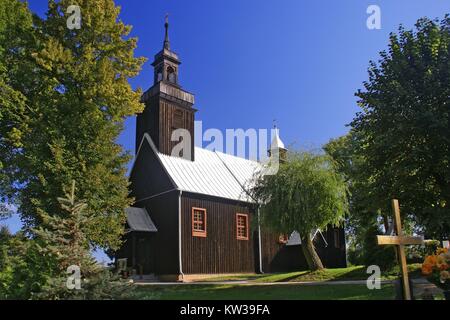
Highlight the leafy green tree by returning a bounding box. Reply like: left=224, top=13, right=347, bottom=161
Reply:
left=0, top=0, right=146, bottom=250
left=350, top=16, right=450, bottom=240
left=251, top=152, right=348, bottom=270
left=0, top=0, right=33, bottom=203
left=325, top=134, right=392, bottom=265
left=0, top=204, right=11, bottom=221
left=0, top=226, right=15, bottom=297
left=0, top=227, right=55, bottom=300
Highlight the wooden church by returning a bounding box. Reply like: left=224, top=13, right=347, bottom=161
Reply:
left=116, top=18, right=346, bottom=281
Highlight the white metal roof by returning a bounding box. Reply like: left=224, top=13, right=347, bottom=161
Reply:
left=157, top=147, right=261, bottom=202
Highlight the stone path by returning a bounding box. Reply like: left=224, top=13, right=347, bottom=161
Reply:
left=133, top=279, right=395, bottom=286
left=411, top=278, right=443, bottom=298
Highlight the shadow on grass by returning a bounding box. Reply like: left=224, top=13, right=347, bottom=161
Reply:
left=134, top=283, right=395, bottom=300
left=277, top=264, right=423, bottom=283
left=190, top=264, right=422, bottom=284
left=275, top=272, right=313, bottom=282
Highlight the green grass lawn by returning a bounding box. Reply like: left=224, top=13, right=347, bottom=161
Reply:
left=197, top=264, right=422, bottom=283
left=132, top=265, right=428, bottom=300
left=133, top=283, right=396, bottom=300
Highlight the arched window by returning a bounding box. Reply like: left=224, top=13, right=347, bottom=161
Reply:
left=167, top=66, right=176, bottom=83
left=155, top=67, right=163, bottom=82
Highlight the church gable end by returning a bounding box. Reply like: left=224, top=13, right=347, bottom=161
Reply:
left=130, top=134, right=176, bottom=202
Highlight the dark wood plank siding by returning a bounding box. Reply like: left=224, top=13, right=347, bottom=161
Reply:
left=116, top=192, right=179, bottom=275
left=260, top=231, right=297, bottom=272
left=116, top=231, right=155, bottom=274
left=260, top=226, right=347, bottom=272
left=260, top=230, right=313, bottom=272
left=129, top=136, right=174, bottom=201
left=136, top=95, right=195, bottom=161
left=120, top=136, right=180, bottom=275
left=137, top=191, right=180, bottom=275
left=136, top=95, right=159, bottom=153
left=181, top=193, right=256, bottom=274
left=158, top=99, right=195, bottom=160
left=316, top=226, right=347, bottom=268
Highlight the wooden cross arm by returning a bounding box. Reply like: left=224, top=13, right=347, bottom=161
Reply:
left=377, top=235, right=424, bottom=246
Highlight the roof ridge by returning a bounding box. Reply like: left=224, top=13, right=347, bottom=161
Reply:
left=159, top=147, right=260, bottom=165
left=214, top=151, right=257, bottom=203
left=196, top=146, right=260, bottom=165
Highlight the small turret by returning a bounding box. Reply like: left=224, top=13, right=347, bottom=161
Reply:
left=268, top=126, right=287, bottom=163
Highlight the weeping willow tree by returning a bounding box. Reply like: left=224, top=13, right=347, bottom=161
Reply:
left=251, top=152, right=348, bottom=271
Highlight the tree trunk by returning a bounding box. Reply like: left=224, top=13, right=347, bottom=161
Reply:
left=301, top=233, right=324, bottom=271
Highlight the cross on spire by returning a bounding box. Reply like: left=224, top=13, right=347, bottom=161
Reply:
left=164, top=14, right=170, bottom=50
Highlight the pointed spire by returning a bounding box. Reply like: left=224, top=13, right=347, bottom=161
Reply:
left=270, top=127, right=285, bottom=150
left=164, top=14, right=170, bottom=50
left=269, top=122, right=287, bottom=163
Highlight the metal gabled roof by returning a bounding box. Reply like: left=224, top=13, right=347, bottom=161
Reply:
left=157, top=147, right=261, bottom=202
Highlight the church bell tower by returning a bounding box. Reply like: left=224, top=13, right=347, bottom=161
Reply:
left=136, top=16, right=196, bottom=161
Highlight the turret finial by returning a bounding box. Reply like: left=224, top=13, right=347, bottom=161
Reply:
left=164, top=14, right=170, bottom=50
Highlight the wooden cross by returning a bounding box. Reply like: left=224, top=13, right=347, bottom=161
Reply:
left=377, top=199, right=424, bottom=300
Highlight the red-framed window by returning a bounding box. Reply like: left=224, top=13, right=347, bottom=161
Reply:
left=192, top=207, right=207, bottom=237
left=236, top=213, right=249, bottom=240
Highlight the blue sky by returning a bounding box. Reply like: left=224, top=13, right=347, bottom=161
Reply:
left=3, top=1, right=449, bottom=257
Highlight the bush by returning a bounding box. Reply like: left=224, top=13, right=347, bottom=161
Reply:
left=0, top=228, right=56, bottom=299
left=33, top=268, right=134, bottom=300
left=347, top=247, right=363, bottom=266
left=361, top=225, right=397, bottom=270
left=406, top=240, right=441, bottom=263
